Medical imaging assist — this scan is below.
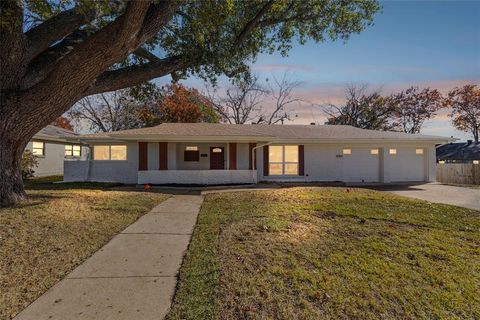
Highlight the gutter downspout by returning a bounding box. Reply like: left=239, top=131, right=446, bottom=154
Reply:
left=252, top=142, right=273, bottom=184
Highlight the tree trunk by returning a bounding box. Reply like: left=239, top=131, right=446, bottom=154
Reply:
left=0, top=131, right=28, bottom=207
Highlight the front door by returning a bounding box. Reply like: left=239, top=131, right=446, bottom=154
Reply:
left=210, top=147, right=225, bottom=169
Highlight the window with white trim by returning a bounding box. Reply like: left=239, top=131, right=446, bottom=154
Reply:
left=32, top=141, right=45, bottom=156
left=93, top=145, right=127, bottom=160
left=65, top=145, right=81, bottom=157
left=269, top=145, right=299, bottom=176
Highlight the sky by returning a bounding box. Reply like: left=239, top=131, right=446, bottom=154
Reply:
left=172, top=0, right=480, bottom=140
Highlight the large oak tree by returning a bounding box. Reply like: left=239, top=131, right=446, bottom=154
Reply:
left=0, top=0, right=379, bottom=206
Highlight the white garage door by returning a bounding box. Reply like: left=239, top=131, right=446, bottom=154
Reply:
left=343, top=148, right=380, bottom=182
left=389, top=148, right=425, bottom=182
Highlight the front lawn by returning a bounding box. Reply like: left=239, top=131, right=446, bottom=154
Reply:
left=167, top=187, right=480, bottom=320
left=0, top=182, right=169, bottom=320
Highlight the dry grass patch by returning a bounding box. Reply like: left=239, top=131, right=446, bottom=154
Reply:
left=167, top=187, right=480, bottom=320
left=0, top=183, right=169, bottom=320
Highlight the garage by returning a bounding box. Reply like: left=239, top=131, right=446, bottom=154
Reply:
left=388, top=147, right=426, bottom=182
left=343, top=148, right=380, bottom=182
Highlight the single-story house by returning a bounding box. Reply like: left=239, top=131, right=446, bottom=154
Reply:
left=63, top=123, right=453, bottom=185
left=26, top=125, right=88, bottom=177
left=436, top=140, right=480, bottom=164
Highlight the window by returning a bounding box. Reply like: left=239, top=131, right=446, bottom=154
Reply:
left=343, top=148, right=351, bottom=155
left=389, top=148, right=397, bottom=155
left=184, top=146, right=199, bottom=161
left=473, top=160, right=479, bottom=165
left=65, top=145, right=81, bottom=157
left=111, top=145, right=127, bottom=160
left=93, top=145, right=127, bottom=160
left=269, top=145, right=299, bottom=176
left=212, top=148, right=222, bottom=153
left=416, top=148, right=424, bottom=155
left=32, top=141, right=45, bottom=156
left=370, top=149, right=379, bottom=155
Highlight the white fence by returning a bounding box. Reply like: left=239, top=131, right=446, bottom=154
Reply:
left=436, top=163, right=480, bottom=185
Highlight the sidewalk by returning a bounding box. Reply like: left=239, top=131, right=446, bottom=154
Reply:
left=14, top=195, right=204, bottom=320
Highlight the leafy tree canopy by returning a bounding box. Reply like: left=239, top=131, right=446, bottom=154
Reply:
left=21, top=0, right=381, bottom=87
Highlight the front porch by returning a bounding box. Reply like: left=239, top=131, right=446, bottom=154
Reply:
left=138, top=141, right=258, bottom=185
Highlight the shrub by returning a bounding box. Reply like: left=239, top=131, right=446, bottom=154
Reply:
left=21, top=150, right=39, bottom=179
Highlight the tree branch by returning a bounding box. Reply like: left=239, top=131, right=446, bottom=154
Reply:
left=0, top=0, right=27, bottom=90
left=139, top=1, right=180, bottom=42
left=234, top=0, right=275, bottom=48
left=134, top=47, right=161, bottom=62
left=85, top=55, right=185, bottom=96
left=25, top=1, right=127, bottom=61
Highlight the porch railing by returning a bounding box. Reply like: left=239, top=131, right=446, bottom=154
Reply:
left=138, top=170, right=255, bottom=185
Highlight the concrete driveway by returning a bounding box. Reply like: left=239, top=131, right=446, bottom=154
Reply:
left=381, top=183, right=480, bottom=211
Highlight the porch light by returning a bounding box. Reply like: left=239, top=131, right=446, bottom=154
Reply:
left=438, top=160, right=446, bottom=164
left=474, top=160, right=479, bottom=164
left=343, top=148, right=351, bottom=155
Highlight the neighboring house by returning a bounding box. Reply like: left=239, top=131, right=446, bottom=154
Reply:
left=26, top=125, right=87, bottom=177
left=63, top=123, right=452, bottom=185
left=436, top=140, right=480, bottom=164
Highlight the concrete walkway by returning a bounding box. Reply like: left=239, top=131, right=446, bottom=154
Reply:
left=14, top=195, right=204, bottom=320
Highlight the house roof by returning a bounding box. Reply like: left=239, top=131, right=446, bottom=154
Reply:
left=33, top=125, right=78, bottom=143
left=72, top=123, right=453, bottom=144
left=436, top=141, right=480, bottom=160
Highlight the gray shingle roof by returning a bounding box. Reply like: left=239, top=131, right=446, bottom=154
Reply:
left=437, top=142, right=480, bottom=161
left=77, top=123, right=451, bottom=142
left=33, top=125, right=77, bottom=142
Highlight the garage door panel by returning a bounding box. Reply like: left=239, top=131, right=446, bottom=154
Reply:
left=389, top=148, right=425, bottom=182
left=343, top=149, right=380, bottom=182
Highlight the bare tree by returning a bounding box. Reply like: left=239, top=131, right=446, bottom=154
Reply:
left=259, top=73, right=302, bottom=124
left=208, top=75, right=267, bottom=124
left=69, top=89, right=160, bottom=132
left=210, top=73, right=301, bottom=124
left=392, top=86, right=444, bottom=134
left=323, top=84, right=398, bottom=130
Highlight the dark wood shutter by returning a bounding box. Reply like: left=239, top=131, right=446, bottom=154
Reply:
left=138, top=142, right=148, bottom=171
left=159, top=142, right=168, bottom=170
left=263, top=145, right=269, bottom=176
left=248, top=143, right=256, bottom=170
left=229, top=143, right=237, bottom=170
left=298, top=145, right=305, bottom=176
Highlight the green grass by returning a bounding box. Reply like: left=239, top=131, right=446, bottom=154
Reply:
left=0, top=182, right=169, bottom=320
left=167, top=187, right=480, bottom=320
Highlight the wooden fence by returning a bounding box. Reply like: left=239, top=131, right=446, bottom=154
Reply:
left=436, top=163, right=480, bottom=185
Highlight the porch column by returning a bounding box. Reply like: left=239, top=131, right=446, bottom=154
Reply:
left=229, top=143, right=237, bottom=170
left=159, top=142, right=168, bottom=170
left=249, top=143, right=256, bottom=170
left=138, top=142, right=148, bottom=171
